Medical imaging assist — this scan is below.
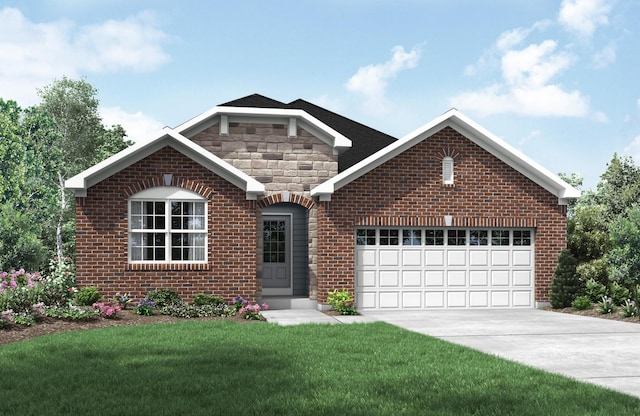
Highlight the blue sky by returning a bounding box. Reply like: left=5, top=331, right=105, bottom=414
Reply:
left=1, top=0, right=638, bottom=190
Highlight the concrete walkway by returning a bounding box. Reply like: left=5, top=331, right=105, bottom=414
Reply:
left=262, top=308, right=640, bottom=399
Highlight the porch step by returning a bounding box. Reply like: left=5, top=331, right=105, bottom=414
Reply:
left=260, top=296, right=318, bottom=310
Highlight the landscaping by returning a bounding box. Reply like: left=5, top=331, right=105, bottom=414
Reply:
left=1, top=320, right=639, bottom=415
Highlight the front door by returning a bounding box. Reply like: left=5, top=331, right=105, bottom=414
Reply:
left=262, top=216, right=291, bottom=293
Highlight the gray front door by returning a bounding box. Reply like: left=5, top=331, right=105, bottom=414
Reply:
left=262, top=216, right=291, bottom=289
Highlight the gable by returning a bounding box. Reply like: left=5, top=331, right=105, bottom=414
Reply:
left=311, top=109, right=580, bottom=204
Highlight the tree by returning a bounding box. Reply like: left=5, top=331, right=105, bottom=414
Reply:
left=37, top=77, right=132, bottom=260
left=607, top=204, right=640, bottom=314
left=550, top=249, right=580, bottom=308
left=595, top=154, right=640, bottom=222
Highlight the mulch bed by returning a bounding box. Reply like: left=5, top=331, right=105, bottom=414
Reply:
left=542, top=304, right=640, bottom=323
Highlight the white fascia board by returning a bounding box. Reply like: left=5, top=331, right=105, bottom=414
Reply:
left=175, top=106, right=352, bottom=151
left=65, top=127, right=265, bottom=198
left=312, top=109, right=580, bottom=203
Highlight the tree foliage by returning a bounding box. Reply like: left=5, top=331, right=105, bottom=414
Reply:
left=550, top=249, right=580, bottom=308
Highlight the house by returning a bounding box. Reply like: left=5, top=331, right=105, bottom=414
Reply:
left=65, top=94, right=579, bottom=310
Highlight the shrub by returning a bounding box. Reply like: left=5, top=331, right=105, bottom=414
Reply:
left=550, top=249, right=580, bottom=308
left=576, top=258, right=610, bottom=286
left=609, top=282, right=630, bottom=306
left=238, top=302, right=268, bottom=320
left=585, top=279, right=608, bottom=303
left=327, top=289, right=358, bottom=315
left=160, top=301, right=198, bottom=318
left=571, top=295, right=592, bottom=311
left=146, top=289, right=181, bottom=308
left=232, top=296, right=249, bottom=312
left=620, top=299, right=638, bottom=318
left=74, top=286, right=101, bottom=306
left=134, top=298, right=155, bottom=316
left=114, top=293, right=131, bottom=309
left=597, top=296, right=615, bottom=314
left=197, top=303, right=234, bottom=317
left=92, top=302, right=122, bottom=319
left=39, top=257, right=76, bottom=306
left=44, top=305, right=99, bottom=321
left=193, top=293, right=224, bottom=306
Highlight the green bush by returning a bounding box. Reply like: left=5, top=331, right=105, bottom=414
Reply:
left=74, top=286, right=101, bottom=306
left=609, top=282, right=630, bottom=306
left=193, top=293, right=224, bottom=306
left=327, top=289, right=358, bottom=315
left=146, top=289, right=181, bottom=308
left=585, top=279, right=607, bottom=303
left=576, top=258, right=610, bottom=286
left=571, top=295, right=592, bottom=311
left=550, top=249, right=580, bottom=308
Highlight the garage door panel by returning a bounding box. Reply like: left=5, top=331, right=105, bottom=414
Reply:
left=491, top=250, right=510, bottom=266
left=402, top=270, right=421, bottom=287
left=357, top=292, right=377, bottom=309
left=469, top=250, right=489, bottom=266
left=379, top=250, right=399, bottom=266
left=513, top=291, right=533, bottom=307
left=425, top=292, right=445, bottom=308
left=447, top=291, right=467, bottom=307
left=379, top=271, right=399, bottom=287
left=469, top=270, right=488, bottom=286
left=513, top=270, right=532, bottom=286
left=469, top=291, right=489, bottom=307
left=402, top=250, right=422, bottom=266
left=357, top=270, right=376, bottom=287
left=447, top=270, right=466, bottom=286
left=356, top=249, right=376, bottom=267
left=447, top=250, right=467, bottom=266
left=379, top=292, right=399, bottom=308
left=402, top=292, right=422, bottom=308
left=513, top=250, right=532, bottom=266
left=426, top=271, right=444, bottom=287
left=425, top=250, right=444, bottom=266
left=491, top=291, right=510, bottom=307
left=491, top=270, right=510, bottom=286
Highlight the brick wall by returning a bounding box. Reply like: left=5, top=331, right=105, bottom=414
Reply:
left=75, top=146, right=258, bottom=303
left=317, top=126, right=567, bottom=304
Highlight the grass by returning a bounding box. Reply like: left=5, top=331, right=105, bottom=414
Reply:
left=1, top=321, right=639, bottom=416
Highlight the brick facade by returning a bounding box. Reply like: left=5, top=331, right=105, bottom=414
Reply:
left=316, top=127, right=567, bottom=304
left=75, top=146, right=258, bottom=302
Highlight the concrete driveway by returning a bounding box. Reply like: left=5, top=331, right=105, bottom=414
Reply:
left=362, top=309, right=640, bottom=399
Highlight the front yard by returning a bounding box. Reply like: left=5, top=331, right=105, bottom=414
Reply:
left=1, top=320, right=638, bottom=415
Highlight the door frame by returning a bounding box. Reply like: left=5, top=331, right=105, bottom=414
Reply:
left=262, top=213, right=293, bottom=296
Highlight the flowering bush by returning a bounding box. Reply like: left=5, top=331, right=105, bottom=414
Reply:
left=114, top=293, right=132, bottom=309
left=0, top=309, right=14, bottom=328
left=597, top=296, right=616, bottom=314
left=232, top=296, right=249, bottom=312
left=40, top=257, right=76, bottom=307
left=134, top=298, right=154, bottom=316
left=238, top=302, right=269, bottom=320
left=45, top=305, right=99, bottom=321
left=92, top=302, right=122, bottom=319
left=620, top=299, right=638, bottom=318
left=327, top=289, right=358, bottom=315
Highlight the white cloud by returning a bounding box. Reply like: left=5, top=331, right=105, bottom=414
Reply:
left=345, top=45, right=421, bottom=114
left=100, top=106, right=165, bottom=142
left=624, top=135, right=640, bottom=162
left=452, top=39, right=597, bottom=118
left=0, top=7, right=170, bottom=106
left=593, top=42, right=616, bottom=68
left=558, top=0, right=611, bottom=38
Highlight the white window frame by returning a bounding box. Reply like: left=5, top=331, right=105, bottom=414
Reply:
left=128, top=187, right=208, bottom=264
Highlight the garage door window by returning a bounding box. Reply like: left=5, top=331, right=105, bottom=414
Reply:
left=356, top=229, right=376, bottom=246
left=448, top=229, right=467, bottom=245
left=425, top=229, right=444, bottom=245
left=491, top=230, right=510, bottom=246
left=469, top=230, right=489, bottom=246
left=379, top=229, right=399, bottom=245
left=513, top=230, right=532, bottom=246
left=403, top=229, right=422, bottom=245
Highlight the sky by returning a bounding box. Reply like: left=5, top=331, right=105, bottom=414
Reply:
left=1, top=0, right=639, bottom=191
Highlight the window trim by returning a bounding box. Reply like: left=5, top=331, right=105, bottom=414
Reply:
left=128, top=187, right=208, bottom=265
left=442, top=156, right=454, bottom=185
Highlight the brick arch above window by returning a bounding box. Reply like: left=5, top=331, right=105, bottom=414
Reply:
left=123, top=176, right=214, bottom=199
left=257, top=192, right=315, bottom=209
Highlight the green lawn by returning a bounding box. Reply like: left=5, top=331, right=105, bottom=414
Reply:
left=0, top=321, right=638, bottom=415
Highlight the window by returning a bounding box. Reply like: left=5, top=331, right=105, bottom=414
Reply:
left=443, top=156, right=454, bottom=185
left=379, top=229, right=399, bottom=245
left=447, top=229, right=467, bottom=245
left=403, top=229, right=422, bottom=245
left=491, top=230, right=510, bottom=246
left=425, top=229, right=445, bottom=246
left=129, top=187, right=207, bottom=263
left=469, top=230, right=488, bottom=246
left=513, top=230, right=532, bottom=246
left=356, top=229, right=376, bottom=246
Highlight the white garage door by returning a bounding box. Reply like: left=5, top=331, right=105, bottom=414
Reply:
left=355, top=228, right=534, bottom=310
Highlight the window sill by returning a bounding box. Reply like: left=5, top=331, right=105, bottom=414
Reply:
left=128, top=263, right=210, bottom=271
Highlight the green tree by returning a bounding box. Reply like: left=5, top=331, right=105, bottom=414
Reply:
left=550, top=249, right=580, bottom=308
left=37, top=76, right=132, bottom=260
left=594, top=154, right=640, bottom=222
left=607, top=204, right=640, bottom=314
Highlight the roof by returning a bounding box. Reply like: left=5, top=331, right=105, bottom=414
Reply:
left=65, top=128, right=265, bottom=199
left=224, top=94, right=397, bottom=171
left=311, top=108, right=581, bottom=205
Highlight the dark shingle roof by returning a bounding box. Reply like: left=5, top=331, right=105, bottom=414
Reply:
left=221, top=94, right=397, bottom=171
